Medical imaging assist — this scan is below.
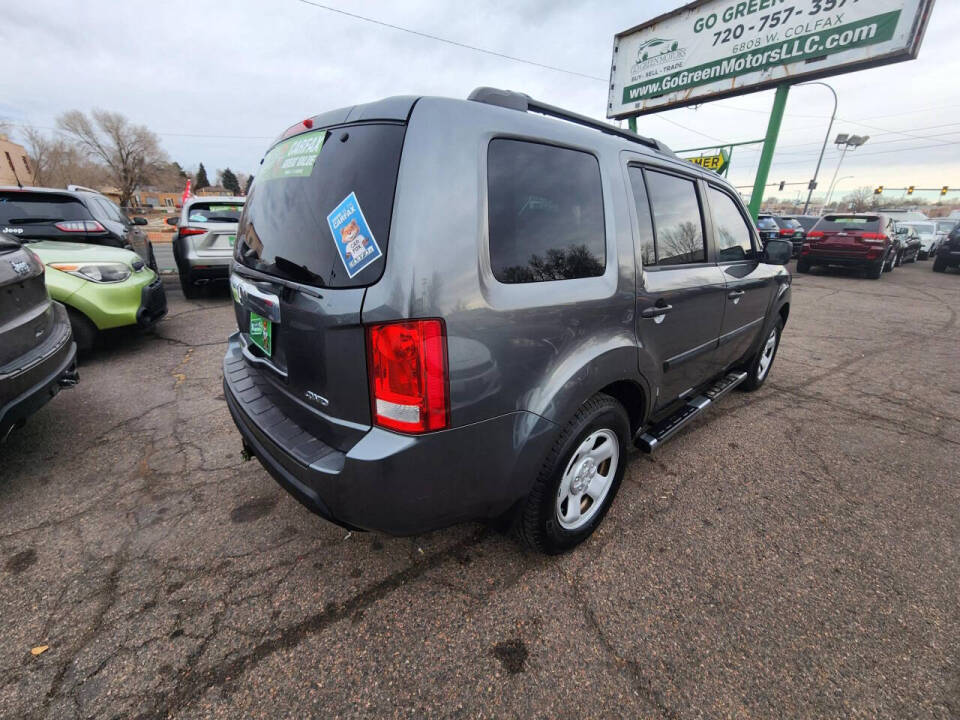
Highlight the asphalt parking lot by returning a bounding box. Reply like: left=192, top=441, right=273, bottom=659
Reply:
left=1, top=262, right=958, bottom=719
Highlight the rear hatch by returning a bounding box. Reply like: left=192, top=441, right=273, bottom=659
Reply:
left=231, top=121, right=406, bottom=451
left=0, top=235, right=55, bottom=372
left=807, top=215, right=885, bottom=255
left=756, top=216, right=779, bottom=242
left=180, top=200, right=244, bottom=257
left=0, top=191, right=110, bottom=244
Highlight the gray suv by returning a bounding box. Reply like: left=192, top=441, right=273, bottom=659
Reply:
left=224, top=88, right=792, bottom=553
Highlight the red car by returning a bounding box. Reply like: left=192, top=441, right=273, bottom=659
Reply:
left=797, top=214, right=899, bottom=279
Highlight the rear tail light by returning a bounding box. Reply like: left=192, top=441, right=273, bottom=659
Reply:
left=861, top=232, right=887, bottom=243
left=807, top=230, right=824, bottom=238
left=779, top=228, right=795, bottom=236
left=367, top=319, right=448, bottom=433
left=178, top=227, right=206, bottom=237
left=55, top=220, right=105, bottom=233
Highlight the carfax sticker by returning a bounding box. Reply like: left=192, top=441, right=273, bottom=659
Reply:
left=260, top=129, right=327, bottom=181
left=326, top=192, right=382, bottom=278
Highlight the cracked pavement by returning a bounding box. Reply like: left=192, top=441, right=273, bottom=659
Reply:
left=1, top=262, right=958, bottom=719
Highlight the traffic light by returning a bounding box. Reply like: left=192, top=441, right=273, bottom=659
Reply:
left=907, top=186, right=915, bottom=195
left=874, top=186, right=883, bottom=195
left=942, top=186, right=949, bottom=196
left=778, top=181, right=785, bottom=191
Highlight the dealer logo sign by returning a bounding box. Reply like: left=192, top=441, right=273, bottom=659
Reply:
left=633, top=37, right=686, bottom=76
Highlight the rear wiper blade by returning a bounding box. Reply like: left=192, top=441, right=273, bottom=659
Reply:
left=7, top=217, right=64, bottom=224
left=274, top=255, right=326, bottom=288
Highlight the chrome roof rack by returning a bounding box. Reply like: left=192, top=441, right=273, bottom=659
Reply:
left=467, top=87, right=672, bottom=155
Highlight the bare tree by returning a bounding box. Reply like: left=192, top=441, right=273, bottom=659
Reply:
left=844, top=186, right=874, bottom=213
left=57, top=110, right=167, bottom=206
left=21, top=126, right=108, bottom=189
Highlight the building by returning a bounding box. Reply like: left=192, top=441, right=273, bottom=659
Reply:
left=0, top=135, right=35, bottom=186
left=195, top=185, right=232, bottom=197
left=133, top=190, right=181, bottom=210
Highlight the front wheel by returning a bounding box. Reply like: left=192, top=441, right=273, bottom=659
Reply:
left=517, top=394, right=629, bottom=554
left=739, top=320, right=782, bottom=392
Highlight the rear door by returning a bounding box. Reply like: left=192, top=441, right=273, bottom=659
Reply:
left=626, top=163, right=726, bottom=409
left=231, top=121, right=405, bottom=451
left=706, top=185, right=777, bottom=370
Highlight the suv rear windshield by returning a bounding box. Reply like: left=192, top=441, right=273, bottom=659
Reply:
left=816, top=215, right=881, bottom=231
left=757, top=217, right=778, bottom=230
left=187, top=202, right=243, bottom=223
left=0, top=192, right=92, bottom=225
left=235, top=123, right=405, bottom=288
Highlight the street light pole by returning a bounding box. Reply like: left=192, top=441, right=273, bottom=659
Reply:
left=800, top=81, right=837, bottom=215
left=822, top=134, right=869, bottom=212
left=824, top=175, right=855, bottom=211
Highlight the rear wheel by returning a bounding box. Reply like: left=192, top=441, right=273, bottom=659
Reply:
left=867, top=258, right=884, bottom=279
left=795, top=258, right=810, bottom=273
left=739, top=320, right=782, bottom=392
left=66, top=308, right=98, bottom=353
left=517, top=394, right=629, bottom=554
left=884, top=252, right=896, bottom=272
left=933, top=256, right=948, bottom=273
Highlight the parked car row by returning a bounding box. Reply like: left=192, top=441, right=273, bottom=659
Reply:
left=0, top=185, right=170, bottom=440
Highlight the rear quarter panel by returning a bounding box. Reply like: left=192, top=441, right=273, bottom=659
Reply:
left=361, top=98, right=645, bottom=433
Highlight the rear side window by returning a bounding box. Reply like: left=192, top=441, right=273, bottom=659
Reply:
left=815, top=215, right=881, bottom=232
left=643, top=169, right=706, bottom=266
left=0, top=192, right=92, bottom=224
left=188, top=202, right=243, bottom=223
left=236, top=123, right=405, bottom=288
left=708, top=187, right=755, bottom=262
left=488, top=139, right=605, bottom=284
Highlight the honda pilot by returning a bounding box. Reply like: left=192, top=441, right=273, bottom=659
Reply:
left=224, top=89, right=793, bottom=553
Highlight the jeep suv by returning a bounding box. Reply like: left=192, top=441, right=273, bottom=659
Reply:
left=0, top=186, right=156, bottom=270
left=798, top=213, right=899, bottom=278
left=223, top=89, right=792, bottom=553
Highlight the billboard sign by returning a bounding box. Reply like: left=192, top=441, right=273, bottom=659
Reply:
left=608, top=0, right=936, bottom=118
left=683, top=150, right=729, bottom=173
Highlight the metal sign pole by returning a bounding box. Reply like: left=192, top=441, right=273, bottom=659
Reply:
left=748, top=84, right=790, bottom=220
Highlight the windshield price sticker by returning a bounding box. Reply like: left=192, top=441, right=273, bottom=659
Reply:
left=260, top=130, right=327, bottom=181
left=609, top=0, right=933, bottom=118
left=326, top=192, right=383, bottom=279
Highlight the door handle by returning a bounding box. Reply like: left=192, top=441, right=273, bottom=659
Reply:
left=727, top=289, right=745, bottom=299
left=641, top=304, right=673, bottom=319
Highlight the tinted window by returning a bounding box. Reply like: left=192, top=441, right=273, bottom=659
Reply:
left=91, top=197, right=127, bottom=226
left=627, top=167, right=656, bottom=266
left=709, top=187, right=754, bottom=262
left=0, top=192, right=92, bottom=224
left=814, top=215, right=881, bottom=232
left=488, top=139, right=605, bottom=283
left=236, top=123, right=404, bottom=288
left=645, top=170, right=705, bottom=265
left=757, top=216, right=778, bottom=230
left=188, top=202, right=244, bottom=223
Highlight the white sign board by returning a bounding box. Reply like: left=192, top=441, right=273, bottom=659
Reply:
left=608, top=0, right=935, bottom=119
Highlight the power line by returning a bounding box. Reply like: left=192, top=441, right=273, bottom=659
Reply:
left=293, top=0, right=607, bottom=82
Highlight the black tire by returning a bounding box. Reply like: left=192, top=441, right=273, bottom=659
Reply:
left=516, top=394, right=630, bottom=554
left=867, top=258, right=884, bottom=279
left=795, top=258, right=810, bottom=273
left=932, top=256, right=947, bottom=273
left=739, top=319, right=783, bottom=392
left=178, top=269, right=201, bottom=299
left=884, top=252, right=896, bottom=272
left=919, top=251, right=928, bottom=261
left=66, top=308, right=98, bottom=353
left=147, top=243, right=158, bottom=272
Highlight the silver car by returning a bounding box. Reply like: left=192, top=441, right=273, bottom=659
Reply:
left=169, top=196, right=243, bottom=297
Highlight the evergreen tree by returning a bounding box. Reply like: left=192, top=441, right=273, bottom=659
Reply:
left=195, top=162, right=210, bottom=190
left=222, top=167, right=241, bottom=196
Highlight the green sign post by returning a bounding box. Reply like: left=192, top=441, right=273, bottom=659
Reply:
left=747, top=84, right=790, bottom=219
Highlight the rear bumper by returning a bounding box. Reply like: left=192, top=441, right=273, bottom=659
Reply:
left=222, top=334, right=557, bottom=535
left=935, top=248, right=960, bottom=265
left=802, top=251, right=880, bottom=267
left=137, top=277, right=168, bottom=327
left=0, top=304, right=77, bottom=439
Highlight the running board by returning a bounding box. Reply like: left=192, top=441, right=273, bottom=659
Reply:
left=635, top=371, right=747, bottom=453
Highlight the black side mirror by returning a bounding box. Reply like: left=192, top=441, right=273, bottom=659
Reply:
left=763, top=238, right=792, bottom=265
left=165, top=217, right=179, bottom=227
left=132, top=216, right=148, bottom=226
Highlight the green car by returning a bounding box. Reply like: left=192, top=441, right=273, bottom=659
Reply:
left=28, top=241, right=167, bottom=350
